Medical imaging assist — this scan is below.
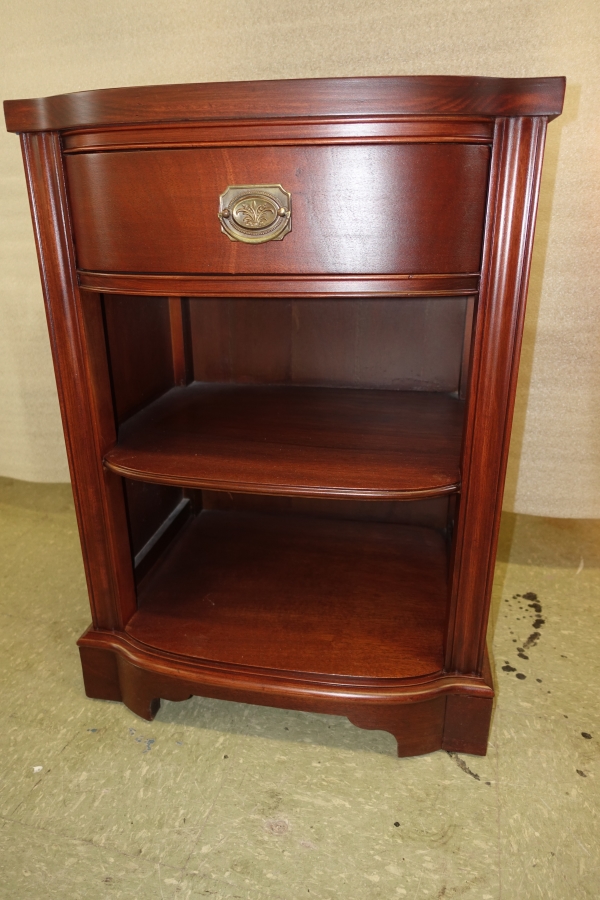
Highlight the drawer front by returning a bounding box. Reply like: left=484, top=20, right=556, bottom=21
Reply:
left=66, top=144, right=490, bottom=276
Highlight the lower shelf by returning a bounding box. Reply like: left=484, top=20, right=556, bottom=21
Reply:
left=77, top=509, right=495, bottom=756
left=130, top=509, right=448, bottom=680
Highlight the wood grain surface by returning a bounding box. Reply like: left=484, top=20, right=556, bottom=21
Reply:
left=446, top=115, right=552, bottom=674
left=19, top=134, right=137, bottom=630
left=78, top=631, right=493, bottom=755
left=61, top=117, right=495, bottom=152
left=77, top=272, right=480, bottom=298
left=65, top=144, right=489, bottom=275
left=129, top=510, right=449, bottom=679
left=104, top=384, right=464, bottom=500
left=103, top=294, right=174, bottom=424
left=188, top=296, right=467, bottom=392
left=4, top=75, right=565, bottom=132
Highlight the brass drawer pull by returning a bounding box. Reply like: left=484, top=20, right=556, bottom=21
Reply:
left=218, top=184, right=291, bottom=244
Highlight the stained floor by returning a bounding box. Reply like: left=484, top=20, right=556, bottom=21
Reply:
left=0, top=475, right=598, bottom=899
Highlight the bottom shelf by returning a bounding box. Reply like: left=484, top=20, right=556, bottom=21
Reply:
left=127, top=509, right=449, bottom=681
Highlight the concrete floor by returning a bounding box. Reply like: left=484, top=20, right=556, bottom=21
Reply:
left=0, top=475, right=598, bottom=899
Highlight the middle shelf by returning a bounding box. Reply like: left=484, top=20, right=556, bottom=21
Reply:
left=104, top=383, right=464, bottom=500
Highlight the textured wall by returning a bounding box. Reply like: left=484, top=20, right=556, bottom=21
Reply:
left=1, top=0, right=599, bottom=515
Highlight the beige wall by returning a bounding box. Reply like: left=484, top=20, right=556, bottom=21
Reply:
left=1, top=0, right=599, bottom=515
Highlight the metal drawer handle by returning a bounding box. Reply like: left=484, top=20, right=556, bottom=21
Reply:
left=218, top=184, right=292, bottom=244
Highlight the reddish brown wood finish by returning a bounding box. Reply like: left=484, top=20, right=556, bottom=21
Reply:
left=102, top=294, right=174, bottom=424
left=4, top=76, right=565, bottom=133
left=446, top=116, right=550, bottom=675
left=65, top=144, right=489, bottom=276
left=442, top=652, right=495, bottom=755
left=77, top=271, right=480, bottom=298
left=200, top=491, right=450, bottom=530
left=123, top=479, right=184, bottom=558
left=77, top=633, right=493, bottom=757
left=61, top=117, right=495, bottom=152
left=188, top=297, right=467, bottom=391
left=131, top=510, right=448, bottom=678
left=105, top=384, right=464, bottom=500
left=18, top=136, right=135, bottom=630
left=168, top=297, right=193, bottom=386
left=6, top=76, right=564, bottom=757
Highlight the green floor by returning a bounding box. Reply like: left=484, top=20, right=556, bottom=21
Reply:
left=0, top=476, right=598, bottom=899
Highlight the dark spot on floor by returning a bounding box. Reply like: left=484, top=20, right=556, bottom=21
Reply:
left=577, top=770, right=587, bottom=777
left=502, top=664, right=517, bottom=672
left=582, top=732, right=592, bottom=739
left=517, top=651, right=529, bottom=660
left=516, top=673, right=526, bottom=680
left=522, top=632, right=541, bottom=650
left=532, top=618, right=545, bottom=629
left=447, top=751, right=481, bottom=781
left=536, top=678, right=542, bottom=683
left=394, top=821, right=400, bottom=827
left=87, top=728, right=98, bottom=733
left=223, top=754, right=228, bottom=759
left=522, top=592, right=537, bottom=601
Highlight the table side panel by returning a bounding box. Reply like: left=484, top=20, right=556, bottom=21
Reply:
left=19, top=133, right=136, bottom=629
left=446, top=116, right=549, bottom=674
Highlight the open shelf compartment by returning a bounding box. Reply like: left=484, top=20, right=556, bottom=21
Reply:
left=126, top=508, right=449, bottom=681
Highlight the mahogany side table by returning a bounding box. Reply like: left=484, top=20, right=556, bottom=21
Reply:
left=4, top=75, right=564, bottom=755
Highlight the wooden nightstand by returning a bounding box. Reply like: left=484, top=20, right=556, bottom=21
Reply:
left=4, top=75, right=564, bottom=756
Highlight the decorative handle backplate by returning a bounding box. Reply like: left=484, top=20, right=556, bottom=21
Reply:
left=218, top=184, right=292, bottom=244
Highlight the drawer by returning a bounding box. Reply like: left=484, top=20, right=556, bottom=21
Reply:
left=65, top=143, right=490, bottom=276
